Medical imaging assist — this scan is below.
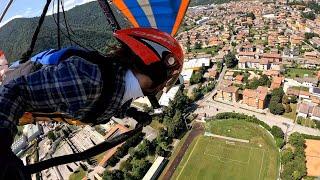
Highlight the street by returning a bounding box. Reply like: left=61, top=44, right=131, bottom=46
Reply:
left=196, top=99, right=320, bottom=136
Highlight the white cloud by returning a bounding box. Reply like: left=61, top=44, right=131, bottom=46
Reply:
left=0, top=15, right=23, bottom=28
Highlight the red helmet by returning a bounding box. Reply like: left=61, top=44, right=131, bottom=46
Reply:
left=114, top=28, right=184, bottom=95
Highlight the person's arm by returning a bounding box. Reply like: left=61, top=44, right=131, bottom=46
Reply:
left=0, top=57, right=103, bottom=149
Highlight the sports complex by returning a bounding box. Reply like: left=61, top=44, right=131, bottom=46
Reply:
left=171, top=119, right=280, bottom=180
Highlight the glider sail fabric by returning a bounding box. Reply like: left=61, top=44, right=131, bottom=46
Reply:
left=112, top=0, right=190, bottom=36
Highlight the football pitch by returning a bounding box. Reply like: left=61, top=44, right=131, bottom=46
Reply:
left=172, top=120, right=280, bottom=180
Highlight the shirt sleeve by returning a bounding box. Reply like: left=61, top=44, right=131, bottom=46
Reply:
left=0, top=56, right=103, bottom=137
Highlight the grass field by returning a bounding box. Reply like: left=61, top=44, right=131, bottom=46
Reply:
left=172, top=120, right=280, bottom=180
left=285, top=68, right=316, bottom=78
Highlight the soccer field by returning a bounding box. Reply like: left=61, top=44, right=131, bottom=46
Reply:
left=172, top=120, right=280, bottom=180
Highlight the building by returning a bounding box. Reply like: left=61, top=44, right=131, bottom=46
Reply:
left=11, top=135, right=28, bottom=154
left=297, top=102, right=314, bottom=118
left=159, top=85, right=180, bottom=107
left=143, top=156, right=167, bottom=180
left=294, top=77, right=319, bottom=88
left=270, top=76, right=284, bottom=90
left=242, top=86, right=268, bottom=109
left=183, top=58, right=210, bottom=71
left=216, top=86, right=239, bottom=102
left=23, top=124, right=43, bottom=142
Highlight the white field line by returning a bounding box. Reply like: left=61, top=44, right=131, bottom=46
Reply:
left=258, top=149, right=266, bottom=180
left=204, top=143, right=252, bottom=164
left=176, top=137, right=201, bottom=180
left=204, top=132, right=250, bottom=143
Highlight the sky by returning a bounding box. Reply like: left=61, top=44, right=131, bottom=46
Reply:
left=0, top=0, right=96, bottom=27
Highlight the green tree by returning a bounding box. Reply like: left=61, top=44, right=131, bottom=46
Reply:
left=247, top=12, right=256, bottom=20
left=194, top=41, right=202, bottom=49
left=301, top=12, right=316, bottom=20
left=224, top=52, right=237, bottom=68
left=281, top=149, right=294, bottom=165
left=131, top=159, right=151, bottom=179
left=289, top=132, right=305, bottom=148
left=47, top=131, right=56, bottom=141
left=190, top=72, right=202, bottom=85
left=103, top=170, right=124, bottom=180
left=282, top=95, right=290, bottom=104
left=271, top=126, right=284, bottom=139
left=269, top=102, right=285, bottom=115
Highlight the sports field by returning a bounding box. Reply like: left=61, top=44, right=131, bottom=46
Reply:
left=172, top=119, right=280, bottom=180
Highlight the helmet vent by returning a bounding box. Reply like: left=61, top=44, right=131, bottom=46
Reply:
left=140, top=38, right=170, bottom=59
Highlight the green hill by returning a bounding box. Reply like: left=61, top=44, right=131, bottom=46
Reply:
left=0, top=1, right=127, bottom=62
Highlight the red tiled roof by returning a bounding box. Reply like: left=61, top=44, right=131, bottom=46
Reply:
left=243, top=86, right=268, bottom=100
left=312, top=106, right=320, bottom=118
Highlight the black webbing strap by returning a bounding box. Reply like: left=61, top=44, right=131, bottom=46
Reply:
left=97, top=0, right=121, bottom=32
left=24, top=124, right=143, bottom=174
left=21, top=0, right=52, bottom=63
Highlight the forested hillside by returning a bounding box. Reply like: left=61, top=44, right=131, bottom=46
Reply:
left=0, top=1, right=127, bottom=62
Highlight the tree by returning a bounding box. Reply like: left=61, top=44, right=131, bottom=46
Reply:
left=194, top=41, right=202, bottom=49
left=224, top=52, right=237, bottom=68
left=190, top=72, right=202, bottom=85
left=47, top=131, right=56, bottom=141
left=301, top=12, right=316, bottom=20
left=247, top=12, right=256, bottom=20
left=281, top=149, right=294, bottom=165
left=282, top=95, right=290, bottom=104
left=107, top=156, right=120, bottom=167
left=271, top=126, right=284, bottom=139
left=289, top=96, right=298, bottom=104
left=269, top=102, right=285, bottom=115
left=284, top=104, right=292, bottom=113
left=288, top=132, right=305, bottom=148
left=103, top=170, right=124, bottom=180
left=130, top=159, right=151, bottom=179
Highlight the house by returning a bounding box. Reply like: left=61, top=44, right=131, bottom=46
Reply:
left=224, top=71, right=234, bottom=80
left=297, top=102, right=314, bottom=118
left=294, top=77, right=319, bottom=88
left=311, top=106, right=320, bottom=121
left=270, top=76, right=284, bottom=90
left=235, top=75, right=244, bottom=84
left=216, top=86, right=239, bottom=102
left=242, top=86, right=268, bottom=109
left=304, top=51, right=319, bottom=59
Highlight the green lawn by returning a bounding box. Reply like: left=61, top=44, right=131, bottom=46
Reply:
left=172, top=120, right=280, bottom=180
left=69, top=167, right=86, bottom=180
left=285, top=68, right=316, bottom=78
left=283, top=104, right=297, bottom=120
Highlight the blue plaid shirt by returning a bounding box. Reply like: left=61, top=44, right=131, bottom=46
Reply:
left=0, top=56, right=127, bottom=137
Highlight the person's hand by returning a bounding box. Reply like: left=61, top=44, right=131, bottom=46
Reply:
left=0, top=128, right=29, bottom=180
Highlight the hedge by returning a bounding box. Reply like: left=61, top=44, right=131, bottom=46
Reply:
left=215, top=112, right=272, bottom=131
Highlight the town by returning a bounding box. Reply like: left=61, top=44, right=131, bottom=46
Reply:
left=1, top=0, right=320, bottom=179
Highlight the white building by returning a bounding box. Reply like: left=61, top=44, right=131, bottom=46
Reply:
left=183, top=58, right=210, bottom=70
left=23, top=123, right=43, bottom=142
left=11, top=135, right=27, bottom=154
left=159, top=85, right=181, bottom=107
left=143, top=156, right=167, bottom=180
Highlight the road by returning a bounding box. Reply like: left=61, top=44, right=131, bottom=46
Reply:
left=196, top=99, right=320, bottom=136
left=198, top=65, right=227, bottom=105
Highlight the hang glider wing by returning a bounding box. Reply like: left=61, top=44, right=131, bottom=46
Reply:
left=112, top=0, right=190, bottom=36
